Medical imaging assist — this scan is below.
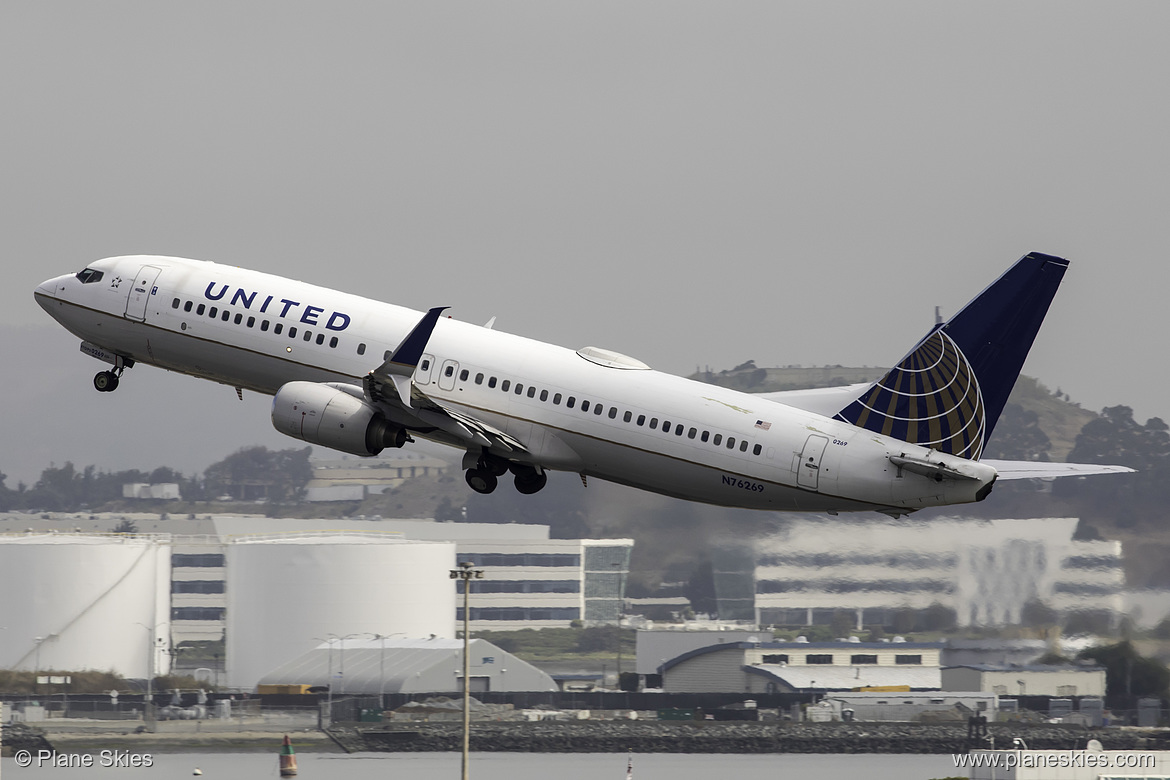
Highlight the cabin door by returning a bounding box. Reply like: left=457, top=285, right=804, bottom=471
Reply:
left=124, top=265, right=162, bottom=321
left=797, top=434, right=829, bottom=490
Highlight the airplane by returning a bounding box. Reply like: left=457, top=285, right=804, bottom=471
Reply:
left=34, top=252, right=1131, bottom=516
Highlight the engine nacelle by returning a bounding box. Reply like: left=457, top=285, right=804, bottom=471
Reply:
left=271, top=381, right=407, bottom=457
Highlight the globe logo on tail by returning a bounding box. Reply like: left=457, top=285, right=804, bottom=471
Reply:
left=836, top=329, right=986, bottom=459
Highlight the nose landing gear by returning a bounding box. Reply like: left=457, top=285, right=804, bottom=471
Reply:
left=93, top=355, right=132, bottom=393
left=93, top=370, right=120, bottom=392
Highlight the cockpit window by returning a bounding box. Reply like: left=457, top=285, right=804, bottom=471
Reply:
left=75, top=268, right=104, bottom=284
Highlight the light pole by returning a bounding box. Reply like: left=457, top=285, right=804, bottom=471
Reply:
left=369, top=632, right=404, bottom=708
left=612, top=561, right=626, bottom=687
left=333, top=633, right=362, bottom=696
left=136, top=623, right=164, bottom=730
left=313, top=636, right=338, bottom=725
left=450, top=560, right=484, bottom=780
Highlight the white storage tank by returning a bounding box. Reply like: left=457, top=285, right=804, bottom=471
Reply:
left=0, top=533, right=171, bottom=678
left=225, top=532, right=456, bottom=691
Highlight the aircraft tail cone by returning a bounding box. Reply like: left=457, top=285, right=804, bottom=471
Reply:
left=279, top=734, right=298, bottom=777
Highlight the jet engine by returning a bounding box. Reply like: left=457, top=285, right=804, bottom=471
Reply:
left=271, top=381, right=407, bottom=457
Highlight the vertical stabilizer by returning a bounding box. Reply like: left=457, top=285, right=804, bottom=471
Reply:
left=834, top=252, right=1068, bottom=459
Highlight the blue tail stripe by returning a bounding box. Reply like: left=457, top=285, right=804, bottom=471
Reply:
left=835, top=252, right=1067, bottom=459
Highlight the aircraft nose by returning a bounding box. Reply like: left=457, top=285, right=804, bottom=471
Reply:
left=35, top=276, right=59, bottom=299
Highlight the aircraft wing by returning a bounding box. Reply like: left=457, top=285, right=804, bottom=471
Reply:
left=362, top=306, right=530, bottom=456
left=755, top=383, right=872, bottom=417
left=982, top=460, right=1136, bottom=480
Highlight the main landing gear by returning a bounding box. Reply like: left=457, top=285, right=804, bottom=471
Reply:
left=464, top=454, right=548, bottom=495
left=93, top=356, right=132, bottom=393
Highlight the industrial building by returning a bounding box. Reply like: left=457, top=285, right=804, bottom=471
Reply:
left=659, top=638, right=945, bottom=693
left=303, top=453, right=450, bottom=501
left=713, top=516, right=1125, bottom=630
left=941, top=664, right=1107, bottom=698
left=0, top=533, right=172, bottom=679
left=225, top=533, right=457, bottom=691
left=0, top=513, right=632, bottom=690
left=257, top=636, right=557, bottom=694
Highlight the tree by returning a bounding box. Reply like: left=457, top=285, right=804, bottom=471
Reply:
left=1077, top=641, right=1170, bottom=700
left=203, top=446, right=312, bottom=502
left=982, top=404, right=1051, bottom=461
left=1057, top=406, right=1170, bottom=526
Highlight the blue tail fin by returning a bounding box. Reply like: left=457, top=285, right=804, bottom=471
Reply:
left=834, top=252, right=1068, bottom=459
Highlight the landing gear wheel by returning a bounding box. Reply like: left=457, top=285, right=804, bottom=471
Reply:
left=482, top=457, right=509, bottom=477
left=514, top=470, right=548, bottom=495
left=465, top=468, right=498, bottom=494
left=94, top=371, right=120, bottom=392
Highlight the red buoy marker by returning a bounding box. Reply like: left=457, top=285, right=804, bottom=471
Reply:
left=279, top=734, right=298, bottom=777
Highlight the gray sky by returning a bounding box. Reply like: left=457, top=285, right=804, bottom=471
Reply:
left=4, top=2, right=1169, bottom=488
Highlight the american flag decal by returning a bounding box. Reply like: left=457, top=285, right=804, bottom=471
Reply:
left=755, top=420, right=771, bottom=430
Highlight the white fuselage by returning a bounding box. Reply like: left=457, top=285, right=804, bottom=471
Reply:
left=35, top=255, right=997, bottom=514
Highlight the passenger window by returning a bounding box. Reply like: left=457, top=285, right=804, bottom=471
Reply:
left=688, top=427, right=697, bottom=439
left=303, top=330, right=312, bottom=341
left=420, top=358, right=429, bottom=370
left=714, top=434, right=722, bottom=446
left=330, top=337, right=338, bottom=348
left=222, top=310, right=230, bottom=321
left=445, top=366, right=455, bottom=377
left=196, top=304, right=206, bottom=316
left=553, top=393, right=562, bottom=405
left=675, top=425, right=684, bottom=436
left=539, top=389, right=548, bottom=401
left=460, top=369, right=469, bottom=381
left=475, top=373, right=484, bottom=384
left=637, top=415, right=645, bottom=426
left=701, top=431, right=710, bottom=442
left=609, top=408, right=617, bottom=419
left=261, top=321, right=270, bottom=332
left=501, top=380, right=511, bottom=392
left=235, top=313, right=243, bottom=324
left=753, top=444, right=762, bottom=455
left=289, top=326, right=297, bottom=338
left=528, top=387, right=536, bottom=398
left=247, top=316, right=255, bottom=328
left=581, top=400, right=590, bottom=412
left=184, top=301, right=193, bottom=312
left=650, top=418, right=658, bottom=429
left=357, top=342, right=365, bottom=355
left=740, top=440, right=749, bottom=452
left=171, top=298, right=180, bottom=309
left=727, top=437, right=736, bottom=449
left=316, top=334, right=325, bottom=345
left=274, top=323, right=283, bottom=335
left=567, top=396, right=576, bottom=409
left=662, top=420, right=671, bottom=432
left=623, top=411, right=632, bottom=423
left=489, top=377, right=497, bottom=388
left=594, top=404, right=604, bottom=416
left=209, top=307, right=218, bottom=318
left=515, top=383, right=523, bottom=394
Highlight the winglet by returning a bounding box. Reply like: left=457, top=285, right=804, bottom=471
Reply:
left=381, top=306, right=448, bottom=376
left=368, top=306, right=448, bottom=407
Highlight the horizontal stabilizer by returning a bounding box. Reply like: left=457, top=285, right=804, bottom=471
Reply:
left=983, top=460, right=1135, bottom=480
left=758, top=383, right=872, bottom=418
